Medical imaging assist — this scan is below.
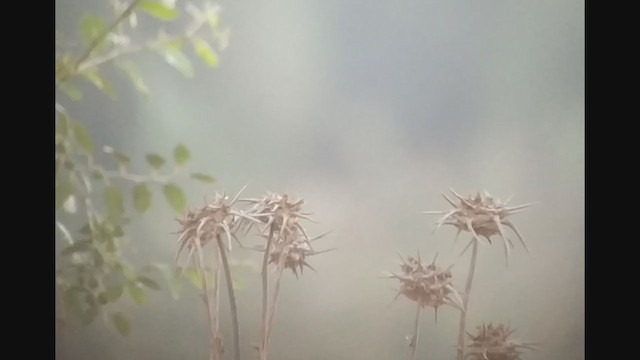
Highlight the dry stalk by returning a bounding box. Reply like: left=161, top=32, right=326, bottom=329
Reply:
left=240, top=193, right=331, bottom=360
left=423, top=189, right=534, bottom=359
left=410, top=304, right=422, bottom=360
left=216, top=234, right=241, bottom=360
left=457, top=240, right=478, bottom=360
left=176, top=187, right=260, bottom=360
left=386, top=252, right=464, bottom=359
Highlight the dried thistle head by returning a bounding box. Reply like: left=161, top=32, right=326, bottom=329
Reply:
left=387, top=252, right=464, bottom=321
left=424, top=188, right=534, bottom=265
left=175, top=186, right=260, bottom=267
left=466, top=323, right=538, bottom=360
left=267, top=231, right=316, bottom=278
left=261, top=228, right=333, bottom=278
left=242, top=192, right=333, bottom=276
left=239, top=192, right=315, bottom=246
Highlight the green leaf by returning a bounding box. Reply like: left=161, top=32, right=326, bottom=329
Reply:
left=119, top=262, right=137, bottom=281
left=58, top=83, right=83, bottom=101
left=105, top=286, right=124, bottom=302
left=56, top=181, right=74, bottom=209
left=82, top=295, right=99, bottom=324
left=207, top=9, right=219, bottom=28
left=82, top=69, right=116, bottom=99
left=181, top=267, right=203, bottom=290
left=72, top=123, right=94, bottom=153
left=163, top=183, right=186, bottom=212
left=191, top=173, right=216, bottom=184
left=116, top=61, right=150, bottom=96
left=106, top=238, right=117, bottom=253
left=104, top=186, right=125, bottom=220
left=64, top=287, right=98, bottom=325
left=79, top=223, right=91, bottom=235
left=56, top=109, right=70, bottom=136
left=145, top=153, right=166, bottom=169
left=112, top=312, right=131, bottom=337
left=91, top=169, right=105, bottom=180
left=159, top=47, right=194, bottom=78
left=138, top=1, right=178, bottom=21
left=87, top=277, right=99, bottom=289
left=60, top=240, right=92, bottom=256
left=132, top=183, right=152, bottom=213
left=173, top=144, right=190, bottom=165
left=192, top=38, right=219, bottom=67
left=79, top=14, right=108, bottom=49
left=127, top=283, right=147, bottom=305
left=97, top=292, right=109, bottom=304
left=137, top=276, right=161, bottom=291
left=91, top=249, right=104, bottom=267
left=114, top=152, right=131, bottom=166
left=113, top=226, right=124, bottom=237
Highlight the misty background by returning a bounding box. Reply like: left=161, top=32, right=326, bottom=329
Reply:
left=55, top=0, right=584, bottom=359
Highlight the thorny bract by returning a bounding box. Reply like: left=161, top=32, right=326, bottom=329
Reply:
left=466, top=323, right=538, bottom=360
left=387, top=252, right=465, bottom=322
left=424, top=189, right=534, bottom=266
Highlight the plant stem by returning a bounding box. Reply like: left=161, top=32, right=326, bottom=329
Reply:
left=74, top=0, right=142, bottom=74
left=197, top=248, right=217, bottom=360
left=410, top=304, right=422, bottom=360
left=76, top=15, right=209, bottom=73
left=216, top=235, right=241, bottom=360
left=211, top=245, right=222, bottom=360
left=260, top=228, right=274, bottom=360
left=265, top=256, right=286, bottom=358
left=457, top=240, right=479, bottom=360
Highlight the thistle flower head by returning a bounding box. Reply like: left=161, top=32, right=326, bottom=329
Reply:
left=388, top=253, right=464, bottom=321
left=466, top=323, right=538, bottom=360
left=243, top=192, right=332, bottom=277
left=268, top=230, right=317, bottom=278
left=175, top=186, right=259, bottom=266
left=424, top=188, right=534, bottom=265
left=240, top=192, right=313, bottom=241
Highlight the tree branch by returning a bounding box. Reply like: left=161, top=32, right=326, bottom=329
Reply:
left=77, top=15, right=209, bottom=74
left=75, top=0, right=143, bottom=67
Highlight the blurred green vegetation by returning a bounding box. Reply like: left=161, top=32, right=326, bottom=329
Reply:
left=55, top=0, right=232, bottom=338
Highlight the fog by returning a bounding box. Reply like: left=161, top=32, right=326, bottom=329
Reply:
left=56, top=0, right=584, bottom=359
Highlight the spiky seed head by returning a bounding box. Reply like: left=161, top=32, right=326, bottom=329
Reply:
left=425, top=189, right=534, bottom=264
left=242, top=192, right=331, bottom=276
left=390, top=253, right=464, bottom=313
left=466, top=323, right=537, bottom=360
left=175, top=190, right=248, bottom=266
left=268, top=233, right=317, bottom=278
left=242, top=193, right=304, bottom=230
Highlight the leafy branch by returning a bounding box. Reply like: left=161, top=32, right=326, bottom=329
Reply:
left=55, top=0, right=229, bottom=338
left=74, top=0, right=143, bottom=68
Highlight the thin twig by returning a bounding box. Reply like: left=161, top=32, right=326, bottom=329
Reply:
left=410, top=304, right=422, bottom=360
left=196, top=246, right=218, bottom=360
left=260, top=227, right=274, bottom=360
left=216, top=234, right=241, bottom=360
left=74, top=0, right=143, bottom=74
left=265, top=254, right=286, bottom=357
left=211, top=245, right=223, bottom=360
left=77, top=16, right=209, bottom=73
left=91, top=163, right=182, bottom=184
left=457, top=240, right=479, bottom=360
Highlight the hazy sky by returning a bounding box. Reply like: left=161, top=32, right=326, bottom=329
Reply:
left=56, top=0, right=584, bottom=359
